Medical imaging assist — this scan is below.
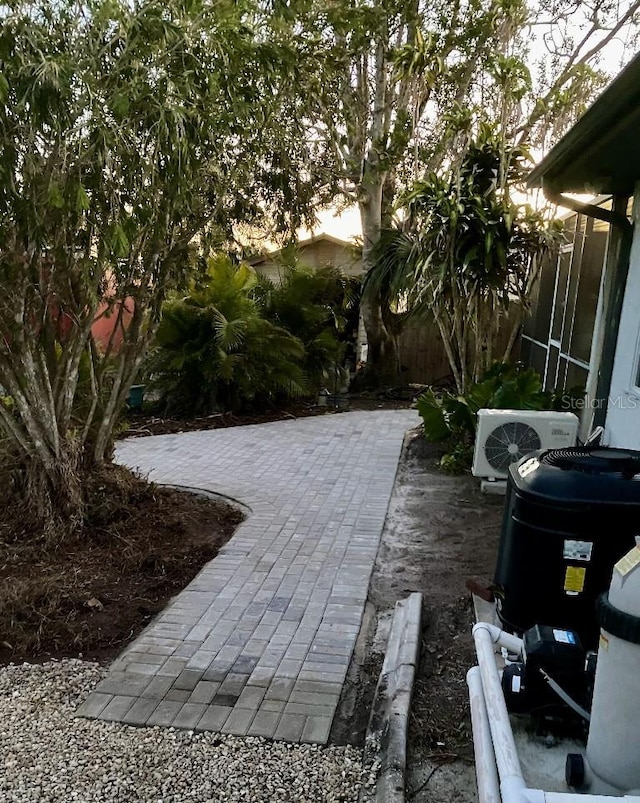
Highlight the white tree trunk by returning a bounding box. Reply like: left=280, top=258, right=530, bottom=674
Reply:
left=359, top=187, right=399, bottom=380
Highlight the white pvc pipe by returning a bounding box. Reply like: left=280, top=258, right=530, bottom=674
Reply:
left=467, top=666, right=501, bottom=803
left=473, top=623, right=527, bottom=802
left=473, top=621, right=524, bottom=657
left=543, top=795, right=640, bottom=802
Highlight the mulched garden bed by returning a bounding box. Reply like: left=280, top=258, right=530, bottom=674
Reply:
left=122, top=395, right=415, bottom=438
left=123, top=403, right=329, bottom=438
left=0, top=468, right=243, bottom=666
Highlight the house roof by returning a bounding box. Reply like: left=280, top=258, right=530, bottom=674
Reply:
left=528, top=51, right=640, bottom=195
left=249, top=233, right=359, bottom=266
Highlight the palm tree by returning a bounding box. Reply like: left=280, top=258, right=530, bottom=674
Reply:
left=149, top=255, right=306, bottom=415
left=367, top=129, right=560, bottom=392
left=255, top=263, right=361, bottom=392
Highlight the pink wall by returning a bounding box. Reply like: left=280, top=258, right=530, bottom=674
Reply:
left=91, top=298, right=135, bottom=353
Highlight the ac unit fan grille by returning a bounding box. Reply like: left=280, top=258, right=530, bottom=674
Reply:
left=484, top=422, right=542, bottom=471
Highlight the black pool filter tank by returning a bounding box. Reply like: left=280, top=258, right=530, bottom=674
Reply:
left=494, top=446, right=640, bottom=648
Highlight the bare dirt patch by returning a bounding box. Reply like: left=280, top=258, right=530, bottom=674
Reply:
left=337, top=428, right=504, bottom=801
left=0, top=467, right=242, bottom=665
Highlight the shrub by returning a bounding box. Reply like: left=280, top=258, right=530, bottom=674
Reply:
left=148, top=255, right=307, bottom=415
left=256, top=264, right=361, bottom=393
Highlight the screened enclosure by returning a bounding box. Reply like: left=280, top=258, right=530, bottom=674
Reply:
left=521, top=202, right=611, bottom=394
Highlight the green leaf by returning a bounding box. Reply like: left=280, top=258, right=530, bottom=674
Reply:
left=443, top=395, right=477, bottom=431
left=76, top=184, right=90, bottom=212
left=111, top=224, right=129, bottom=258
left=484, top=229, right=494, bottom=253
left=0, top=73, right=8, bottom=103
left=462, top=245, right=479, bottom=270
left=47, top=182, right=65, bottom=209
left=416, top=390, right=450, bottom=442
left=111, top=93, right=129, bottom=118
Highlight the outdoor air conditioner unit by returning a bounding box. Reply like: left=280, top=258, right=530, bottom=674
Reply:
left=472, top=409, right=580, bottom=480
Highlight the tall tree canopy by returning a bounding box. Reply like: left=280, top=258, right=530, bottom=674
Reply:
left=0, top=0, right=315, bottom=536
left=283, top=0, right=640, bottom=379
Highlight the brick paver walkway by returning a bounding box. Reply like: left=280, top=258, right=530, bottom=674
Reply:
left=78, top=409, right=417, bottom=743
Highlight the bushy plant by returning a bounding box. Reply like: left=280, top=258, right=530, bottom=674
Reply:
left=256, top=263, right=361, bottom=392
left=148, top=256, right=306, bottom=415
left=0, top=0, right=321, bottom=535
left=416, top=362, right=574, bottom=473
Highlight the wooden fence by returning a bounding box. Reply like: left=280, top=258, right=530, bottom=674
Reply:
left=397, top=310, right=522, bottom=386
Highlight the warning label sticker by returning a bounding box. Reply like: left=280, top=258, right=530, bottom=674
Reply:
left=563, top=540, right=593, bottom=562
left=614, top=546, right=640, bottom=577
left=564, top=566, right=586, bottom=594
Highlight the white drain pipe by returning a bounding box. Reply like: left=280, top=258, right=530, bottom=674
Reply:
left=473, top=623, right=528, bottom=803
left=467, top=666, right=501, bottom=803
left=544, top=796, right=640, bottom=802
left=470, top=622, right=640, bottom=803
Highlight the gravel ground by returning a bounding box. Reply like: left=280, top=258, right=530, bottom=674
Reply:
left=0, top=661, right=368, bottom=803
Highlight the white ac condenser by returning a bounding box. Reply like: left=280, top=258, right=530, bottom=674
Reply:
left=472, top=408, right=580, bottom=480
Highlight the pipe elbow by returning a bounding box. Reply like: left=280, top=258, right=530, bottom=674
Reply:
left=473, top=621, right=524, bottom=657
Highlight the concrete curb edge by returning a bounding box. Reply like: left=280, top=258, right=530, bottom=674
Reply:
left=159, top=483, right=253, bottom=516
left=362, top=591, right=423, bottom=803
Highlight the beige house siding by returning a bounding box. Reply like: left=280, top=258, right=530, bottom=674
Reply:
left=251, top=234, right=363, bottom=285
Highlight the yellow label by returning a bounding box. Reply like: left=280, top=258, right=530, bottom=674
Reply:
left=614, top=546, right=640, bottom=577
left=599, top=633, right=609, bottom=651
left=564, top=566, right=586, bottom=593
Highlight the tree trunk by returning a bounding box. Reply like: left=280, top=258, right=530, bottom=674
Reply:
left=23, top=440, right=85, bottom=538
left=0, top=301, right=146, bottom=541
left=359, top=187, right=400, bottom=383
left=1, top=378, right=86, bottom=540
